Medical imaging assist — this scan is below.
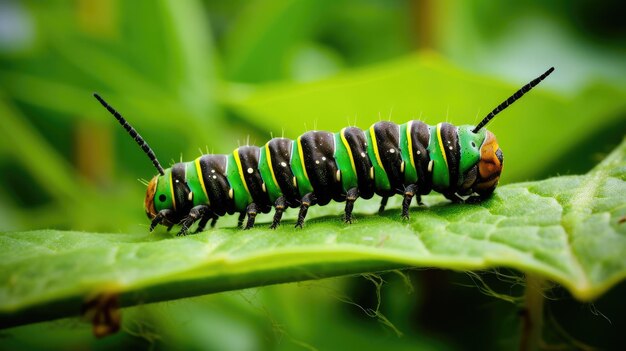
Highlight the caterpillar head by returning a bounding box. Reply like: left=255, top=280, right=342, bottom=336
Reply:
left=475, top=131, right=503, bottom=195
left=144, top=171, right=184, bottom=228
left=144, top=176, right=159, bottom=220
left=456, top=128, right=502, bottom=198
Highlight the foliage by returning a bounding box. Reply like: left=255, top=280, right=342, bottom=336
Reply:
left=1, top=0, right=625, bottom=350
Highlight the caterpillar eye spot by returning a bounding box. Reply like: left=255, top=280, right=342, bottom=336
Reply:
left=471, top=141, right=476, bottom=148
left=159, top=194, right=166, bottom=202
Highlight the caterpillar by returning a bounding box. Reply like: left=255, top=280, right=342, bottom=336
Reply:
left=94, top=67, right=554, bottom=235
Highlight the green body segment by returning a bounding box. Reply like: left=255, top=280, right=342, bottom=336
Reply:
left=399, top=122, right=418, bottom=184
left=258, top=144, right=283, bottom=203
left=185, top=160, right=210, bottom=207
left=428, top=123, right=450, bottom=189
left=226, top=152, right=252, bottom=212
left=154, top=168, right=174, bottom=212
left=334, top=129, right=359, bottom=192
left=366, top=125, right=391, bottom=191
left=290, top=137, right=314, bottom=196
left=457, top=125, right=486, bottom=175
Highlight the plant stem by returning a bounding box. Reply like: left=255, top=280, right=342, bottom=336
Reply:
left=519, top=274, right=545, bottom=351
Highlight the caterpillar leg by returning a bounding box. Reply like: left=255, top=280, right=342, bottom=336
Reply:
left=178, top=205, right=210, bottom=236
left=194, top=210, right=218, bottom=234
left=415, top=194, right=424, bottom=206
left=401, top=184, right=418, bottom=220
left=244, top=203, right=259, bottom=230
left=237, top=212, right=246, bottom=228
left=443, top=192, right=463, bottom=203
left=295, top=193, right=316, bottom=229
left=378, top=196, right=389, bottom=214
left=461, top=191, right=493, bottom=204
left=270, top=196, right=286, bottom=229
left=150, top=209, right=175, bottom=232
left=344, top=187, right=359, bottom=224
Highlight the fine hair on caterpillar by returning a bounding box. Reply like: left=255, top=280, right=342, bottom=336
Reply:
left=93, top=67, right=554, bottom=235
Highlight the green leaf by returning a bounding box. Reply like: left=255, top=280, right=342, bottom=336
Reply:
left=223, top=0, right=322, bottom=82
left=1, top=140, right=625, bottom=329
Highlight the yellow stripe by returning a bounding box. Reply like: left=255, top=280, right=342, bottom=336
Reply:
left=406, top=121, right=416, bottom=169
left=369, top=126, right=384, bottom=169
left=169, top=171, right=177, bottom=210
left=233, top=149, right=251, bottom=195
left=340, top=128, right=357, bottom=174
left=265, top=143, right=280, bottom=189
left=436, top=123, right=449, bottom=167
left=297, top=136, right=310, bottom=181
left=194, top=157, right=210, bottom=205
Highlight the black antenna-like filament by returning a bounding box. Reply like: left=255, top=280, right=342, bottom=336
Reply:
left=472, top=67, right=555, bottom=133
left=93, top=93, right=165, bottom=175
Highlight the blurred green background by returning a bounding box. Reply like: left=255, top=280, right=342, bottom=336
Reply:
left=1, top=0, right=625, bottom=350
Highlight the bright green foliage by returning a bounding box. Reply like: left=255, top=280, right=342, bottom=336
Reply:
left=1, top=140, right=624, bottom=329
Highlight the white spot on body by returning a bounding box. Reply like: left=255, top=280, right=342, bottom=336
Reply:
left=211, top=169, right=216, bottom=173
left=428, top=160, right=434, bottom=172
left=335, top=170, right=341, bottom=182
left=448, top=146, right=453, bottom=150
left=247, top=167, right=254, bottom=174
left=315, top=160, right=320, bottom=164
left=212, top=175, right=217, bottom=179
left=389, top=149, right=395, bottom=154
left=322, top=156, right=326, bottom=161
left=400, top=161, right=405, bottom=173
left=360, top=152, right=366, bottom=158
left=228, top=188, right=234, bottom=199
left=417, top=150, right=421, bottom=155
left=262, top=183, right=267, bottom=192
left=187, top=192, right=193, bottom=201
left=280, top=161, right=287, bottom=167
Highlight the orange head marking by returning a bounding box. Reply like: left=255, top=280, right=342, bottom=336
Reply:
left=476, top=131, right=503, bottom=193
left=144, top=176, right=158, bottom=220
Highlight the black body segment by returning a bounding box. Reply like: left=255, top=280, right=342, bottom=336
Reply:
left=439, top=123, right=461, bottom=188
left=198, top=155, right=235, bottom=216
left=171, top=163, right=193, bottom=217
left=408, top=120, right=432, bottom=194
left=373, top=121, right=404, bottom=195
left=267, top=138, right=300, bottom=207
left=300, top=131, right=342, bottom=205
left=343, top=127, right=375, bottom=199
left=237, top=146, right=272, bottom=213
